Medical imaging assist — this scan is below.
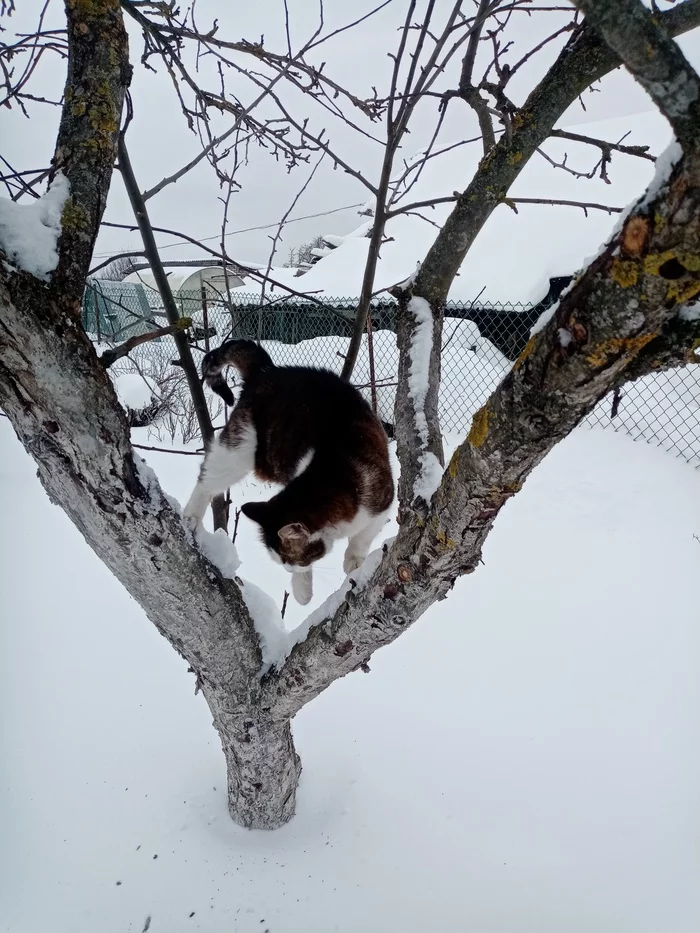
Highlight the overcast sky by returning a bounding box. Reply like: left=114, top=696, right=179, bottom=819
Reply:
left=3, top=1, right=699, bottom=271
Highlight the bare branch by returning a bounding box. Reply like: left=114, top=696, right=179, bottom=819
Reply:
left=100, top=318, right=193, bottom=368
left=132, top=443, right=203, bottom=457
left=550, top=129, right=655, bottom=162
left=412, top=0, right=700, bottom=309
left=574, top=0, right=700, bottom=150
left=258, top=154, right=325, bottom=308
left=89, top=251, right=146, bottom=278
left=504, top=196, right=623, bottom=215
left=117, top=120, right=227, bottom=530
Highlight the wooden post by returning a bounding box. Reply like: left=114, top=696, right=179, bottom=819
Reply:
left=201, top=284, right=211, bottom=353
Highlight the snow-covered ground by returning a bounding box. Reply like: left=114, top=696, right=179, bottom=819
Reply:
left=2, top=413, right=699, bottom=933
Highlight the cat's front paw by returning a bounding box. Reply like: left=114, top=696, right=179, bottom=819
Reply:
left=343, top=549, right=363, bottom=574
left=183, top=513, right=201, bottom=533
left=292, top=570, right=313, bottom=605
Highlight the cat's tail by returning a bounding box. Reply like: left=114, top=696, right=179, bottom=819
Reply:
left=201, top=339, right=275, bottom=406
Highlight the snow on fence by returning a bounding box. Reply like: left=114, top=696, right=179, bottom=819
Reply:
left=83, top=281, right=700, bottom=466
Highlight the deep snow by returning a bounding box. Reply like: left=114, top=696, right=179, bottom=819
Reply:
left=2, top=417, right=700, bottom=933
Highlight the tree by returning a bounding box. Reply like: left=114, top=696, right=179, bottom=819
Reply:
left=285, top=235, right=331, bottom=270
left=1, top=0, right=699, bottom=830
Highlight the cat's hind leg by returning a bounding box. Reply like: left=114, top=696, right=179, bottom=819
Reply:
left=183, top=412, right=256, bottom=525
left=343, top=509, right=391, bottom=574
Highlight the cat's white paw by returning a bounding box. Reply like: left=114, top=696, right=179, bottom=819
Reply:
left=292, top=570, right=313, bottom=605
left=183, top=513, right=201, bottom=533
left=343, top=549, right=363, bottom=574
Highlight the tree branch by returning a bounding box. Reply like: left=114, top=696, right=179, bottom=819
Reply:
left=265, top=132, right=700, bottom=721
left=412, top=0, right=700, bottom=309
left=100, top=317, right=193, bottom=368
left=550, top=129, right=656, bottom=162
left=117, top=127, right=228, bottom=530
left=385, top=0, right=700, bottom=506
left=0, top=0, right=262, bottom=746
left=505, top=197, right=623, bottom=215
left=574, top=0, right=700, bottom=151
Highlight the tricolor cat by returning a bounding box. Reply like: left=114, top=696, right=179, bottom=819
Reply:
left=184, top=339, right=394, bottom=605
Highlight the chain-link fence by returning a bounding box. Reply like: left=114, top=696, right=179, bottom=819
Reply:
left=84, top=280, right=700, bottom=466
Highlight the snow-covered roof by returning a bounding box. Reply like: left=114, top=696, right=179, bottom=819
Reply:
left=257, top=110, right=671, bottom=305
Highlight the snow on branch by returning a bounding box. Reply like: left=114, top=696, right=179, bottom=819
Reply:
left=0, top=174, right=69, bottom=280
left=407, top=296, right=443, bottom=503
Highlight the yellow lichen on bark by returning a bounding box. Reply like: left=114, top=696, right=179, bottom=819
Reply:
left=513, top=336, right=536, bottom=371
left=666, top=280, right=700, bottom=304
left=448, top=448, right=460, bottom=479
left=467, top=405, right=490, bottom=448
left=611, top=257, right=639, bottom=288
left=586, top=333, right=656, bottom=368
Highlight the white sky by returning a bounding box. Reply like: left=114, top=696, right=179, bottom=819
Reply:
left=2, top=1, right=699, bottom=276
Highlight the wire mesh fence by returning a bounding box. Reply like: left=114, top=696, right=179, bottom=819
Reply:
left=84, top=280, right=700, bottom=466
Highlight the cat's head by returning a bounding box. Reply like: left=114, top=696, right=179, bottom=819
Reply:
left=241, top=501, right=326, bottom=570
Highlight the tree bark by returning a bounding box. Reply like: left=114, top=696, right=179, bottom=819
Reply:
left=204, top=688, right=301, bottom=828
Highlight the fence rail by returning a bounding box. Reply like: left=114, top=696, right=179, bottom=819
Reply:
left=84, top=281, right=700, bottom=466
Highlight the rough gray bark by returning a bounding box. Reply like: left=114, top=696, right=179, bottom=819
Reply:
left=204, top=689, right=302, bottom=827
left=0, top=0, right=699, bottom=833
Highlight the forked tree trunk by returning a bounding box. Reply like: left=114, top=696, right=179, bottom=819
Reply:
left=204, top=690, right=301, bottom=828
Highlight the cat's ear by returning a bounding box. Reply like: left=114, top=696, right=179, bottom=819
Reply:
left=278, top=522, right=310, bottom=545
left=240, top=501, right=268, bottom=526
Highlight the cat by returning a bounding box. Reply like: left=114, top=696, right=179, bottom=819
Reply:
left=183, top=339, right=394, bottom=605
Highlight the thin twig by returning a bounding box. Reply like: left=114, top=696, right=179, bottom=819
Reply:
left=231, top=507, right=241, bottom=545
left=132, top=443, right=203, bottom=456
left=100, top=318, right=192, bottom=368
left=504, top=196, right=623, bottom=215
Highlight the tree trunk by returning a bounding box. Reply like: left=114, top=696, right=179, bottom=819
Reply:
left=204, top=689, right=301, bottom=828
